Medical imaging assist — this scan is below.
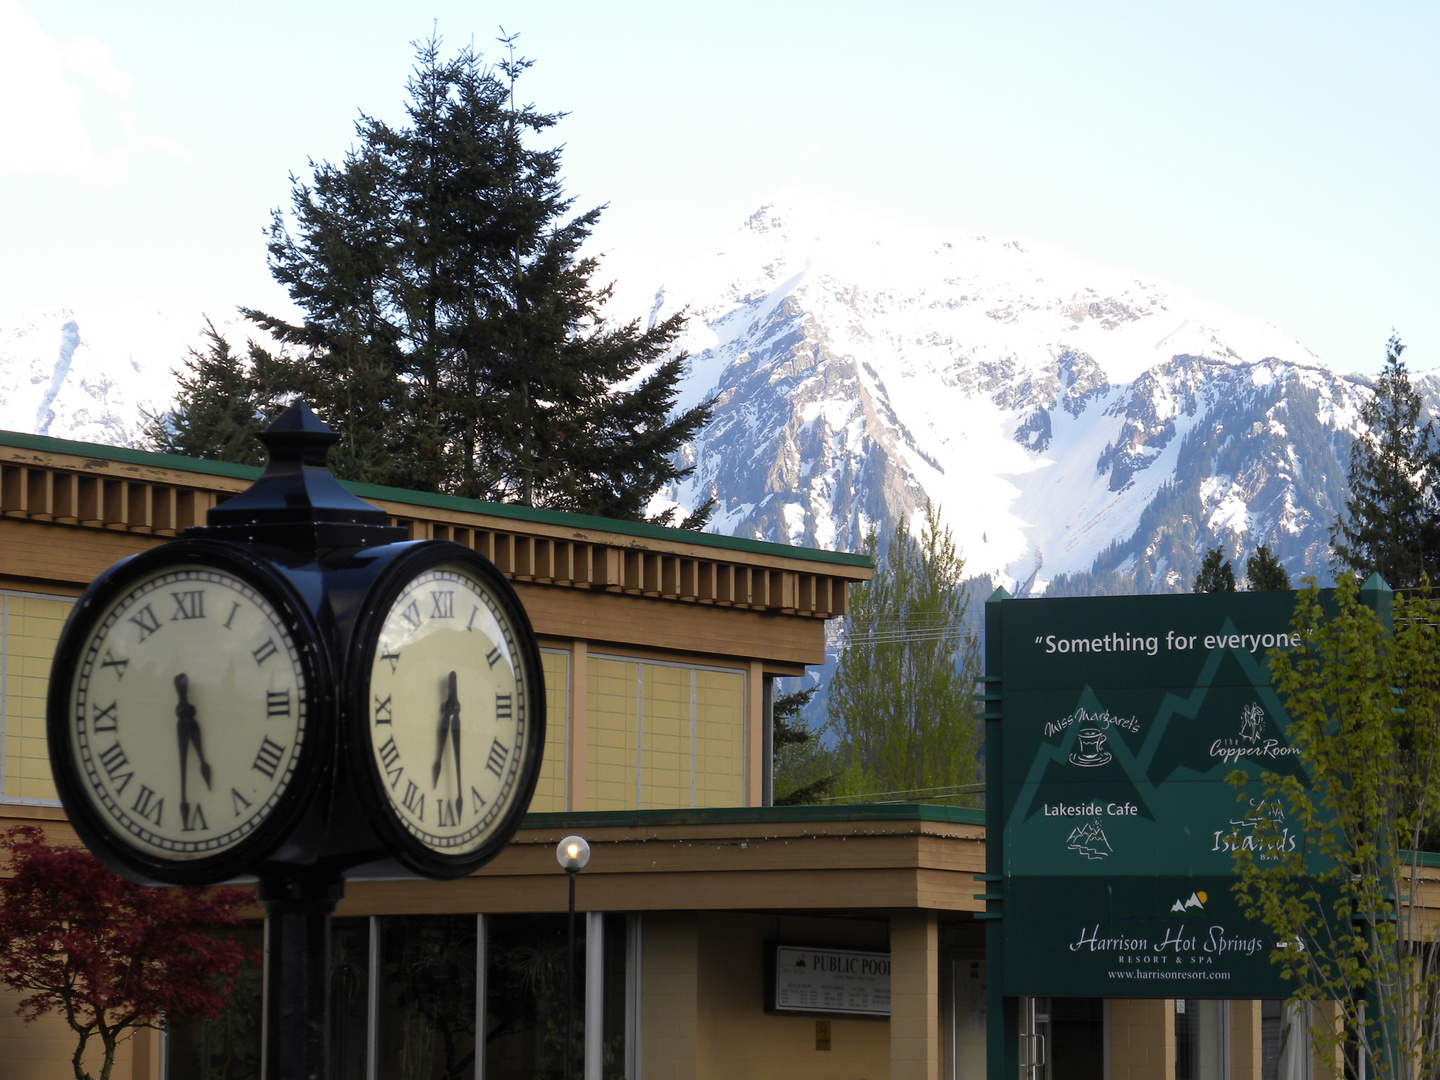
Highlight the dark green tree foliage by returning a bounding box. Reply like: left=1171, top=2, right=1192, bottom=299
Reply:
left=771, top=685, right=837, bottom=806
left=145, top=321, right=284, bottom=466
left=165, top=37, right=712, bottom=526
left=1193, top=546, right=1236, bottom=593
left=827, top=504, right=982, bottom=802
left=1332, top=335, right=1440, bottom=590
left=1244, top=545, right=1290, bottom=590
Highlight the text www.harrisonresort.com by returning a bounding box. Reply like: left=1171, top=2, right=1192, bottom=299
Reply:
left=1109, top=970, right=1232, bottom=981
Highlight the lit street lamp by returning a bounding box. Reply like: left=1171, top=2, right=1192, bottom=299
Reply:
left=556, top=835, right=590, bottom=1080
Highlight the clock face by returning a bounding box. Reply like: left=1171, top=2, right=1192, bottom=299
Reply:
left=62, top=563, right=309, bottom=864
left=363, top=559, right=539, bottom=859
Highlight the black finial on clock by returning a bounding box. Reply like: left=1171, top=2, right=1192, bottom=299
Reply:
left=192, top=400, right=406, bottom=552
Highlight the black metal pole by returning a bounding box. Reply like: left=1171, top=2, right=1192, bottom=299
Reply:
left=565, top=868, right=576, bottom=1080
left=258, top=873, right=344, bottom=1080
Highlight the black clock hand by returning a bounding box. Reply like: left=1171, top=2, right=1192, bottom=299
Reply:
left=432, top=671, right=459, bottom=789
left=176, top=673, right=192, bottom=812
left=447, top=671, right=462, bottom=816
left=174, top=673, right=213, bottom=811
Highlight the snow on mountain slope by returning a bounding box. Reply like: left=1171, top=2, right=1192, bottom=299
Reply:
left=644, top=200, right=1370, bottom=591
left=0, top=308, right=203, bottom=446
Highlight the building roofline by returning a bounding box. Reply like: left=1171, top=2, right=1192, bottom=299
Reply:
left=521, top=802, right=985, bottom=830
left=0, top=427, right=872, bottom=569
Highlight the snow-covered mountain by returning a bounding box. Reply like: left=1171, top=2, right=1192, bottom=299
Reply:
left=644, top=201, right=1375, bottom=592
left=0, top=199, right=1404, bottom=595
left=0, top=307, right=204, bottom=447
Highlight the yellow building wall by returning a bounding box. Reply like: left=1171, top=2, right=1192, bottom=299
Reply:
left=640, top=912, right=701, bottom=1080
left=690, top=911, right=893, bottom=1080
left=528, top=648, right=570, bottom=812
left=1110, top=998, right=1175, bottom=1080
left=2, top=591, right=73, bottom=804
left=0, top=983, right=159, bottom=1080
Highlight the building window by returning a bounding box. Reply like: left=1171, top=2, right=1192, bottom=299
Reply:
left=376, top=914, right=478, bottom=1080
left=0, top=589, right=72, bottom=805
left=1261, top=999, right=1311, bottom=1080
left=585, top=654, right=745, bottom=811
left=1176, top=999, right=1228, bottom=1080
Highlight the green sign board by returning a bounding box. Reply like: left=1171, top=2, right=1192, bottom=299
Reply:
left=989, top=590, right=1315, bottom=999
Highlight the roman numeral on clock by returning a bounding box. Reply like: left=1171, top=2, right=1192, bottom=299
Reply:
left=92, top=700, right=119, bottom=733
left=251, top=736, right=286, bottom=780
left=399, top=599, right=422, bottom=631
left=100, top=650, right=128, bottom=679
left=378, top=737, right=403, bottom=787
left=252, top=638, right=279, bottom=666
left=170, top=590, right=205, bottom=621
left=401, top=780, right=425, bottom=820
left=266, top=690, right=291, bottom=718
left=131, top=785, right=164, bottom=826
left=182, top=801, right=208, bottom=832
left=374, top=694, right=393, bottom=725
left=437, top=800, right=459, bottom=828
left=431, top=590, right=454, bottom=619
left=495, top=693, right=513, bottom=722
left=485, top=738, right=509, bottom=778
left=99, top=742, right=133, bottom=794
left=129, top=604, right=161, bottom=642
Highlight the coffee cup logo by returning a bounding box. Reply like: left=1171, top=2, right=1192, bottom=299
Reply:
left=1069, top=728, right=1112, bottom=767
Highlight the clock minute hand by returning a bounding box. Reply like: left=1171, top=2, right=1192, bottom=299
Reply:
left=432, top=671, right=459, bottom=789
left=174, top=673, right=213, bottom=796
left=447, top=671, right=462, bottom=817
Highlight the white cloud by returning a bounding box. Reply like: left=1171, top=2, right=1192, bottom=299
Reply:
left=0, top=0, right=189, bottom=183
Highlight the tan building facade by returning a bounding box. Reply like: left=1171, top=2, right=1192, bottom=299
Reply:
left=0, top=429, right=1422, bottom=1080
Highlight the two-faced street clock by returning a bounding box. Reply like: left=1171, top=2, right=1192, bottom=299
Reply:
left=47, top=540, right=332, bottom=885
left=345, top=542, right=545, bottom=879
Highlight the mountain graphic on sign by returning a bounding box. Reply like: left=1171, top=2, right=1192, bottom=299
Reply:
left=1169, top=892, right=1206, bottom=913
left=1066, top=820, right=1113, bottom=860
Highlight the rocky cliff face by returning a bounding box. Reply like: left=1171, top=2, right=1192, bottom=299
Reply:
left=648, top=201, right=1371, bottom=592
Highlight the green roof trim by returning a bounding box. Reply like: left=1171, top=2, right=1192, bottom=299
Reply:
left=0, top=427, right=264, bottom=481
left=0, top=428, right=871, bottom=569
left=520, top=802, right=985, bottom=830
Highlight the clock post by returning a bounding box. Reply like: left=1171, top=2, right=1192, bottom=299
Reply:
left=47, top=401, right=546, bottom=1080
left=180, top=401, right=407, bottom=1080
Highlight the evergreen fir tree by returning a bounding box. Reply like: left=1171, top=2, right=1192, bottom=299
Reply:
left=168, top=36, right=712, bottom=524
left=1332, top=335, right=1440, bottom=590
left=1244, top=544, right=1290, bottom=590
left=771, top=685, right=838, bottom=806
left=145, top=320, right=280, bottom=465
left=1193, top=546, right=1236, bottom=593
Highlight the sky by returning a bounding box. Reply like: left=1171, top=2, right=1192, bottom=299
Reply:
left=1, top=1, right=1436, bottom=376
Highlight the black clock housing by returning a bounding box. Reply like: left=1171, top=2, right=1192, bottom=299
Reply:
left=47, top=539, right=336, bottom=886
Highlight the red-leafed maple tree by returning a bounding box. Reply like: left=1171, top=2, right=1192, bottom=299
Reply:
left=0, top=826, right=257, bottom=1080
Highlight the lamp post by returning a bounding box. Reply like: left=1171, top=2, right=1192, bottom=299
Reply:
left=556, top=835, right=590, bottom=1080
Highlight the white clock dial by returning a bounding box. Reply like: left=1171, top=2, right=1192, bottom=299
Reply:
left=366, top=563, right=534, bottom=855
left=66, top=565, right=308, bottom=861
